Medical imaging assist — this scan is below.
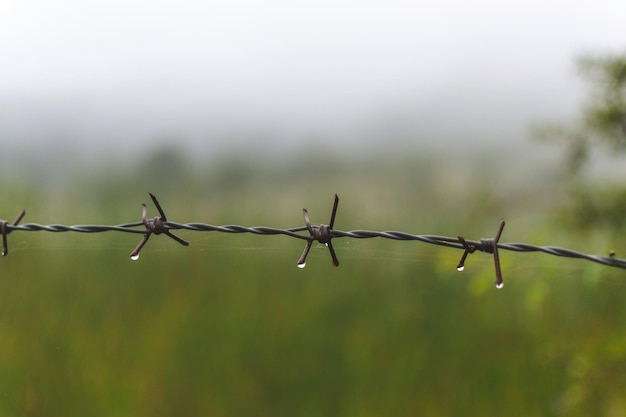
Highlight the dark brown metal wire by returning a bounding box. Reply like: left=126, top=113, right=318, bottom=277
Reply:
left=2, top=193, right=626, bottom=288
left=298, top=194, right=340, bottom=268
left=129, top=193, right=189, bottom=260
left=457, top=219, right=506, bottom=288
left=0, top=209, right=26, bottom=256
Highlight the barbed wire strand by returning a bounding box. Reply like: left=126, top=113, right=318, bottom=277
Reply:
left=2, top=193, right=625, bottom=288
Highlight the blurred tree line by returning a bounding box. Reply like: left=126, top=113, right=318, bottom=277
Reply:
left=537, top=53, right=626, bottom=232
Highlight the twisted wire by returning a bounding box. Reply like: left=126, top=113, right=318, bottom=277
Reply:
left=4, top=221, right=625, bottom=270
left=10, top=222, right=146, bottom=234
left=1, top=191, right=625, bottom=290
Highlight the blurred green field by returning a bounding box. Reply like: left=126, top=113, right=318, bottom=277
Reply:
left=1, top=150, right=626, bottom=416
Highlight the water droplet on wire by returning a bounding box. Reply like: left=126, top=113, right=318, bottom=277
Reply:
left=297, top=263, right=306, bottom=269
left=457, top=266, right=465, bottom=272
left=496, top=282, right=504, bottom=289
left=130, top=254, right=140, bottom=261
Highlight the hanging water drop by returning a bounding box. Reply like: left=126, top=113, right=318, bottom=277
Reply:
left=130, top=254, right=140, bottom=261
left=496, top=282, right=504, bottom=289
left=457, top=265, right=465, bottom=272
left=297, top=262, right=306, bottom=269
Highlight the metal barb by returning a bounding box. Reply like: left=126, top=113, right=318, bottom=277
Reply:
left=130, top=193, right=189, bottom=259
left=1, top=209, right=26, bottom=256
left=456, top=219, right=506, bottom=288
left=149, top=192, right=167, bottom=221
left=456, top=236, right=475, bottom=270
left=298, top=194, right=340, bottom=267
left=492, top=219, right=506, bottom=287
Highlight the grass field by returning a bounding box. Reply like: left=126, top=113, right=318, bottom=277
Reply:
left=1, top=150, right=625, bottom=416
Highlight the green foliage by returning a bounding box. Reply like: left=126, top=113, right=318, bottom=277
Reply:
left=536, top=53, right=626, bottom=232
left=537, top=53, right=626, bottom=173
left=579, top=55, right=626, bottom=151
left=557, top=184, right=626, bottom=233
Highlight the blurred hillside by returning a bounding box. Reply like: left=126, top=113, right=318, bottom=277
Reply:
left=0, top=140, right=561, bottom=233
left=1, top=140, right=626, bottom=417
left=3, top=90, right=626, bottom=416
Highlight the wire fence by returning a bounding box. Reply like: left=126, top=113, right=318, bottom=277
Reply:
left=2, top=192, right=625, bottom=288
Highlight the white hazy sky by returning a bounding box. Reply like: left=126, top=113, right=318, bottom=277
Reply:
left=1, top=0, right=625, bottom=155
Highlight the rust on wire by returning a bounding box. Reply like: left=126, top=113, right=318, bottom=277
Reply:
left=298, top=194, right=340, bottom=268
left=457, top=219, right=506, bottom=288
left=130, top=193, right=189, bottom=260
left=1, top=209, right=26, bottom=256
left=2, top=192, right=626, bottom=288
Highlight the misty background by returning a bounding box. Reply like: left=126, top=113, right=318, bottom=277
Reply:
left=3, top=2, right=626, bottom=416
left=1, top=0, right=625, bottom=180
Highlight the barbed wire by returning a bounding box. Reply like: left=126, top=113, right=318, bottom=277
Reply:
left=2, top=193, right=625, bottom=288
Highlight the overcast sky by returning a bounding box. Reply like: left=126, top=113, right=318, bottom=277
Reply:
left=1, top=0, right=625, bottom=157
